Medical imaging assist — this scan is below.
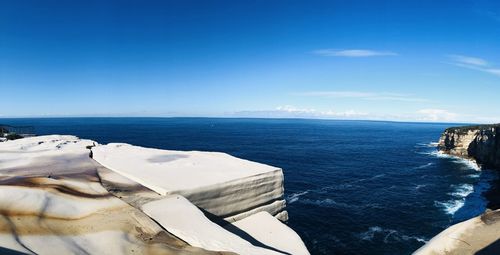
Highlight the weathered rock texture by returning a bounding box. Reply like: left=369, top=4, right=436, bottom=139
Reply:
left=92, top=143, right=288, bottom=223
left=0, top=135, right=227, bottom=255
left=438, top=124, right=500, bottom=169
left=413, top=209, right=500, bottom=255
left=0, top=135, right=308, bottom=255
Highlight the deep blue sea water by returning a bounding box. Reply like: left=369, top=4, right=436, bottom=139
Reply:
left=2, top=118, right=498, bottom=255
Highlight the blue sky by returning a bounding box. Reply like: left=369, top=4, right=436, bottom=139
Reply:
left=1, top=0, right=499, bottom=123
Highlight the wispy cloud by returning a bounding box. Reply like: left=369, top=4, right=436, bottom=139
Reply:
left=448, top=54, right=500, bottom=77
left=295, top=91, right=427, bottom=102
left=231, top=106, right=499, bottom=123
left=448, top=55, right=488, bottom=66
left=275, top=105, right=367, bottom=118
left=233, top=105, right=369, bottom=119
left=312, top=49, right=398, bottom=57
left=417, top=109, right=458, bottom=122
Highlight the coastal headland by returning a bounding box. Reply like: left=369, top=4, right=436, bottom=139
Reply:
left=415, top=124, right=500, bottom=254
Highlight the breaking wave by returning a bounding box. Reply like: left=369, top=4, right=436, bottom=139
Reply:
left=427, top=151, right=481, bottom=171
left=434, top=200, right=464, bottom=215
left=434, top=183, right=475, bottom=215
left=449, top=184, right=474, bottom=197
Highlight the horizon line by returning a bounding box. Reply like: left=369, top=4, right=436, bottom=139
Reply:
left=0, top=115, right=481, bottom=126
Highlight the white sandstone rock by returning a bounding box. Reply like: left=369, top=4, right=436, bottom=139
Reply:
left=414, top=209, right=500, bottom=254
left=228, top=211, right=310, bottom=255
left=141, top=195, right=283, bottom=255
left=92, top=143, right=287, bottom=221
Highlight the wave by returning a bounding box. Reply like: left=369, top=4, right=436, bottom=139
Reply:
left=435, top=183, right=475, bottom=215
left=358, top=226, right=427, bottom=244
left=467, top=173, right=480, bottom=178
left=287, top=190, right=309, bottom=204
left=413, top=163, right=434, bottom=170
left=415, top=142, right=439, bottom=148
left=286, top=173, right=386, bottom=204
left=427, top=151, right=481, bottom=171
left=298, top=198, right=382, bottom=210
left=449, top=184, right=474, bottom=198
left=434, top=200, right=464, bottom=215
left=415, top=184, right=428, bottom=190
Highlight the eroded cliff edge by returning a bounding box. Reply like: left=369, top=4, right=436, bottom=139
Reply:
left=438, top=124, right=500, bottom=170
left=415, top=124, right=500, bottom=255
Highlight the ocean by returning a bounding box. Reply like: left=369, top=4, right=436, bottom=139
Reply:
left=2, top=117, right=498, bottom=255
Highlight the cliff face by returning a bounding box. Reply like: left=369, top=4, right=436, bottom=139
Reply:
left=438, top=124, right=500, bottom=170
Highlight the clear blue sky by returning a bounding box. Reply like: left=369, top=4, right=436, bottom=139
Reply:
left=1, top=0, right=499, bottom=122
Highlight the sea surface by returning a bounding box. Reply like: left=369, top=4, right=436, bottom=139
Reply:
left=2, top=118, right=498, bottom=255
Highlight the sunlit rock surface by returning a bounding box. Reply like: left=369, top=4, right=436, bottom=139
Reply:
left=97, top=163, right=309, bottom=255
left=0, top=136, right=231, bottom=255
left=0, top=135, right=308, bottom=255
left=438, top=124, right=500, bottom=169
left=414, top=209, right=500, bottom=255
left=141, top=195, right=284, bottom=255
left=227, top=211, right=310, bottom=255
left=92, top=143, right=288, bottom=222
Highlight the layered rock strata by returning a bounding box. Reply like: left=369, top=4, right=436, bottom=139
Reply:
left=91, top=143, right=288, bottom=222
left=438, top=124, right=500, bottom=169
left=0, top=135, right=308, bottom=255
left=415, top=124, right=500, bottom=254
left=97, top=163, right=309, bottom=255
left=0, top=135, right=225, bottom=255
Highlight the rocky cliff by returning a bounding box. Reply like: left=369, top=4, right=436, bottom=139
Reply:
left=0, top=135, right=309, bottom=255
left=438, top=124, right=500, bottom=170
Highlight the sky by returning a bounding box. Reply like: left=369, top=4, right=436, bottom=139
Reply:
left=1, top=0, right=499, bottom=123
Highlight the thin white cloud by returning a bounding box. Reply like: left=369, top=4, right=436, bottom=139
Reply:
left=417, top=109, right=458, bottom=122
left=295, top=91, right=427, bottom=102
left=312, top=49, right=398, bottom=57
left=233, top=105, right=369, bottom=119
left=448, top=54, right=500, bottom=77
left=448, top=55, right=488, bottom=66
left=231, top=106, right=499, bottom=124
left=275, top=105, right=368, bottom=118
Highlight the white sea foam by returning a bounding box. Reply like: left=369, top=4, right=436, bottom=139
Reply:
left=434, top=200, right=465, bottom=215
left=467, top=173, right=480, bottom=178
left=415, top=184, right=428, bottom=190
left=434, top=183, right=475, bottom=215
left=415, top=142, right=439, bottom=148
left=429, top=151, right=481, bottom=171
left=449, top=184, right=474, bottom=198
left=413, top=163, right=434, bottom=170
left=287, top=191, right=309, bottom=204
left=358, top=226, right=427, bottom=243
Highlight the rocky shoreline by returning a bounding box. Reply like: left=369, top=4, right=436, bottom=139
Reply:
left=438, top=123, right=500, bottom=210
left=438, top=124, right=500, bottom=170
left=415, top=124, right=500, bottom=254
left=0, top=135, right=309, bottom=255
